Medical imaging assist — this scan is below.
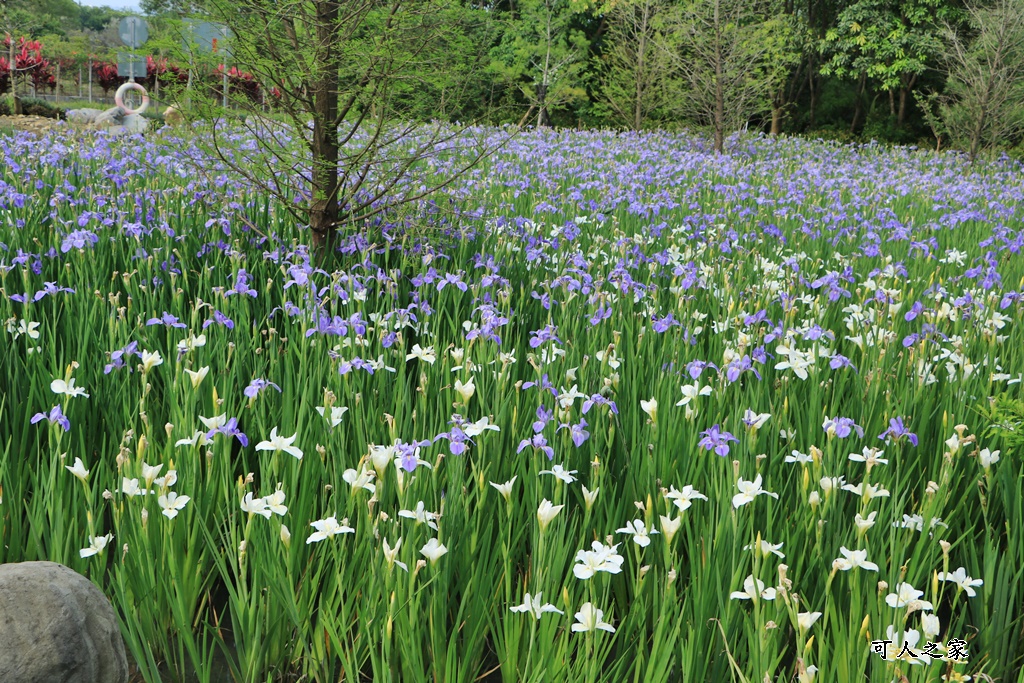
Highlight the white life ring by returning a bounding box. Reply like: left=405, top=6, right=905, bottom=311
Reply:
left=115, top=82, right=150, bottom=116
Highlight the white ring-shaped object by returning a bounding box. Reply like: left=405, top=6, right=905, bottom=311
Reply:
left=114, top=82, right=150, bottom=116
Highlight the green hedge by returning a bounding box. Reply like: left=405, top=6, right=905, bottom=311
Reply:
left=0, top=96, right=65, bottom=119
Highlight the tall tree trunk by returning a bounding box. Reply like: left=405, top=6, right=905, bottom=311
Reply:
left=896, top=74, right=915, bottom=128
left=713, top=0, right=724, bottom=153
left=969, top=85, right=992, bottom=162
left=849, top=73, right=866, bottom=135
left=634, top=2, right=647, bottom=131
left=8, top=38, right=15, bottom=99
left=808, top=70, right=817, bottom=128
left=770, top=94, right=783, bottom=135
left=309, top=0, right=342, bottom=258
left=536, top=83, right=549, bottom=126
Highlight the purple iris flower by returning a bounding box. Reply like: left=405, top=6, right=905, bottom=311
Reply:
left=687, top=360, right=716, bottom=379
left=206, top=417, right=248, bottom=447
left=531, top=290, right=552, bottom=310
left=32, top=282, right=75, bottom=301
left=529, top=324, right=561, bottom=348
left=829, top=354, right=856, bottom=371
left=522, top=374, right=558, bottom=397
left=823, top=416, right=864, bottom=439
left=878, top=417, right=918, bottom=447
left=652, top=313, right=679, bottom=333
left=905, top=301, right=925, bottom=321
left=60, top=230, right=99, bottom=253
left=533, top=405, right=554, bottom=434
left=226, top=268, right=258, bottom=298
left=411, top=267, right=439, bottom=287
left=202, top=310, right=235, bottom=330
left=395, top=440, right=431, bottom=472
left=244, top=378, right=282, bottom=399
left=146, top=311, right=187, bottom=328
left=104, top=341, right=140, bottom=374
left=558, top=418, right=590, bottom=447
left=725, top=356, right=760, bottom=383
left=517, top=434, right=555, bottom=460
left=589, top=304, right=613, bottom=326
left=31, top=405, right=71, bottom=432
left=434, top=425, right=468, bottom=456
left=283, top=263, right=312, bottom=289
left=698, top=425, right=739, bottom=457
left=436, top=272, right=468, bottom=292
left=582, top=394, right=617, bottom=415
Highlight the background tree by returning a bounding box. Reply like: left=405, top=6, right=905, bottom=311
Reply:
left=78, top=5, right=129, bottom=32
left=38, top=33, right=88, bottom=101
left=821, top=0, right=951, bottom=130
left=1, top=0, right=80, bottom=38
left=167, top=0, right=505, bottom=257
left=664, top=0, right=777, bottom=152
left=918, top=0, right=1024, bottom=160
left=490, top=0, right=590, bottom=126
left=597, top=0, right=678, bottom=130
left=140, top=0, right=203, bottom=15
left=760, top=2, right=811, bottom=135
left=2, top=35, right=48, bottom=97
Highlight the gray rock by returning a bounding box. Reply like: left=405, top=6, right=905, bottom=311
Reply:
left=91, top=106, right=126, bottom=128
left=65, top=108, right=104, bottom=124
left=122, top=114, right=149, bottom=134
left=0, top=561, right=128, bottom=683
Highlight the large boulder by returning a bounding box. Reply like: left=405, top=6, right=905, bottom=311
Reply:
left=65, top=108, right=104, bottom=125
left=122, top=114, right=149, bottom=134
left=91, top=106, right=125, bottom=129
left=0, top=561, right=128, bottom=683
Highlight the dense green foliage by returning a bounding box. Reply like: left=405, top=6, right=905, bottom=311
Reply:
left=1, top=123, right=1023, bottom=683
left=4, top=0, right=1024, bottom=154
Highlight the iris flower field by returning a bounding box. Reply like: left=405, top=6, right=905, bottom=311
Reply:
left=0, top=125, right=1022, bottom=683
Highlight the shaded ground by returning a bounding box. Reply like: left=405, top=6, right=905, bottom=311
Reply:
left=0, top=115, right=66, bottom=136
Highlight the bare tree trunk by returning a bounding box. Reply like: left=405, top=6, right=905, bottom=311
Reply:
left=808, top=69, right=817, bottom=128
left=309, top=0, right=342, bottom=258
left=770, top=94, right=783, bottom=135
left=969, top=91, right=991, bottom=162
left=536, top=83, right=549, bottom=126
left=713, top=0, right=724, bottom=153
left=8, top=38, right=15, bottom=99
left=849, top=73, right=866, bottom=134
left=634, top=0, right=648, bottom=131
left=896, top=74, right=915, bottom=127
